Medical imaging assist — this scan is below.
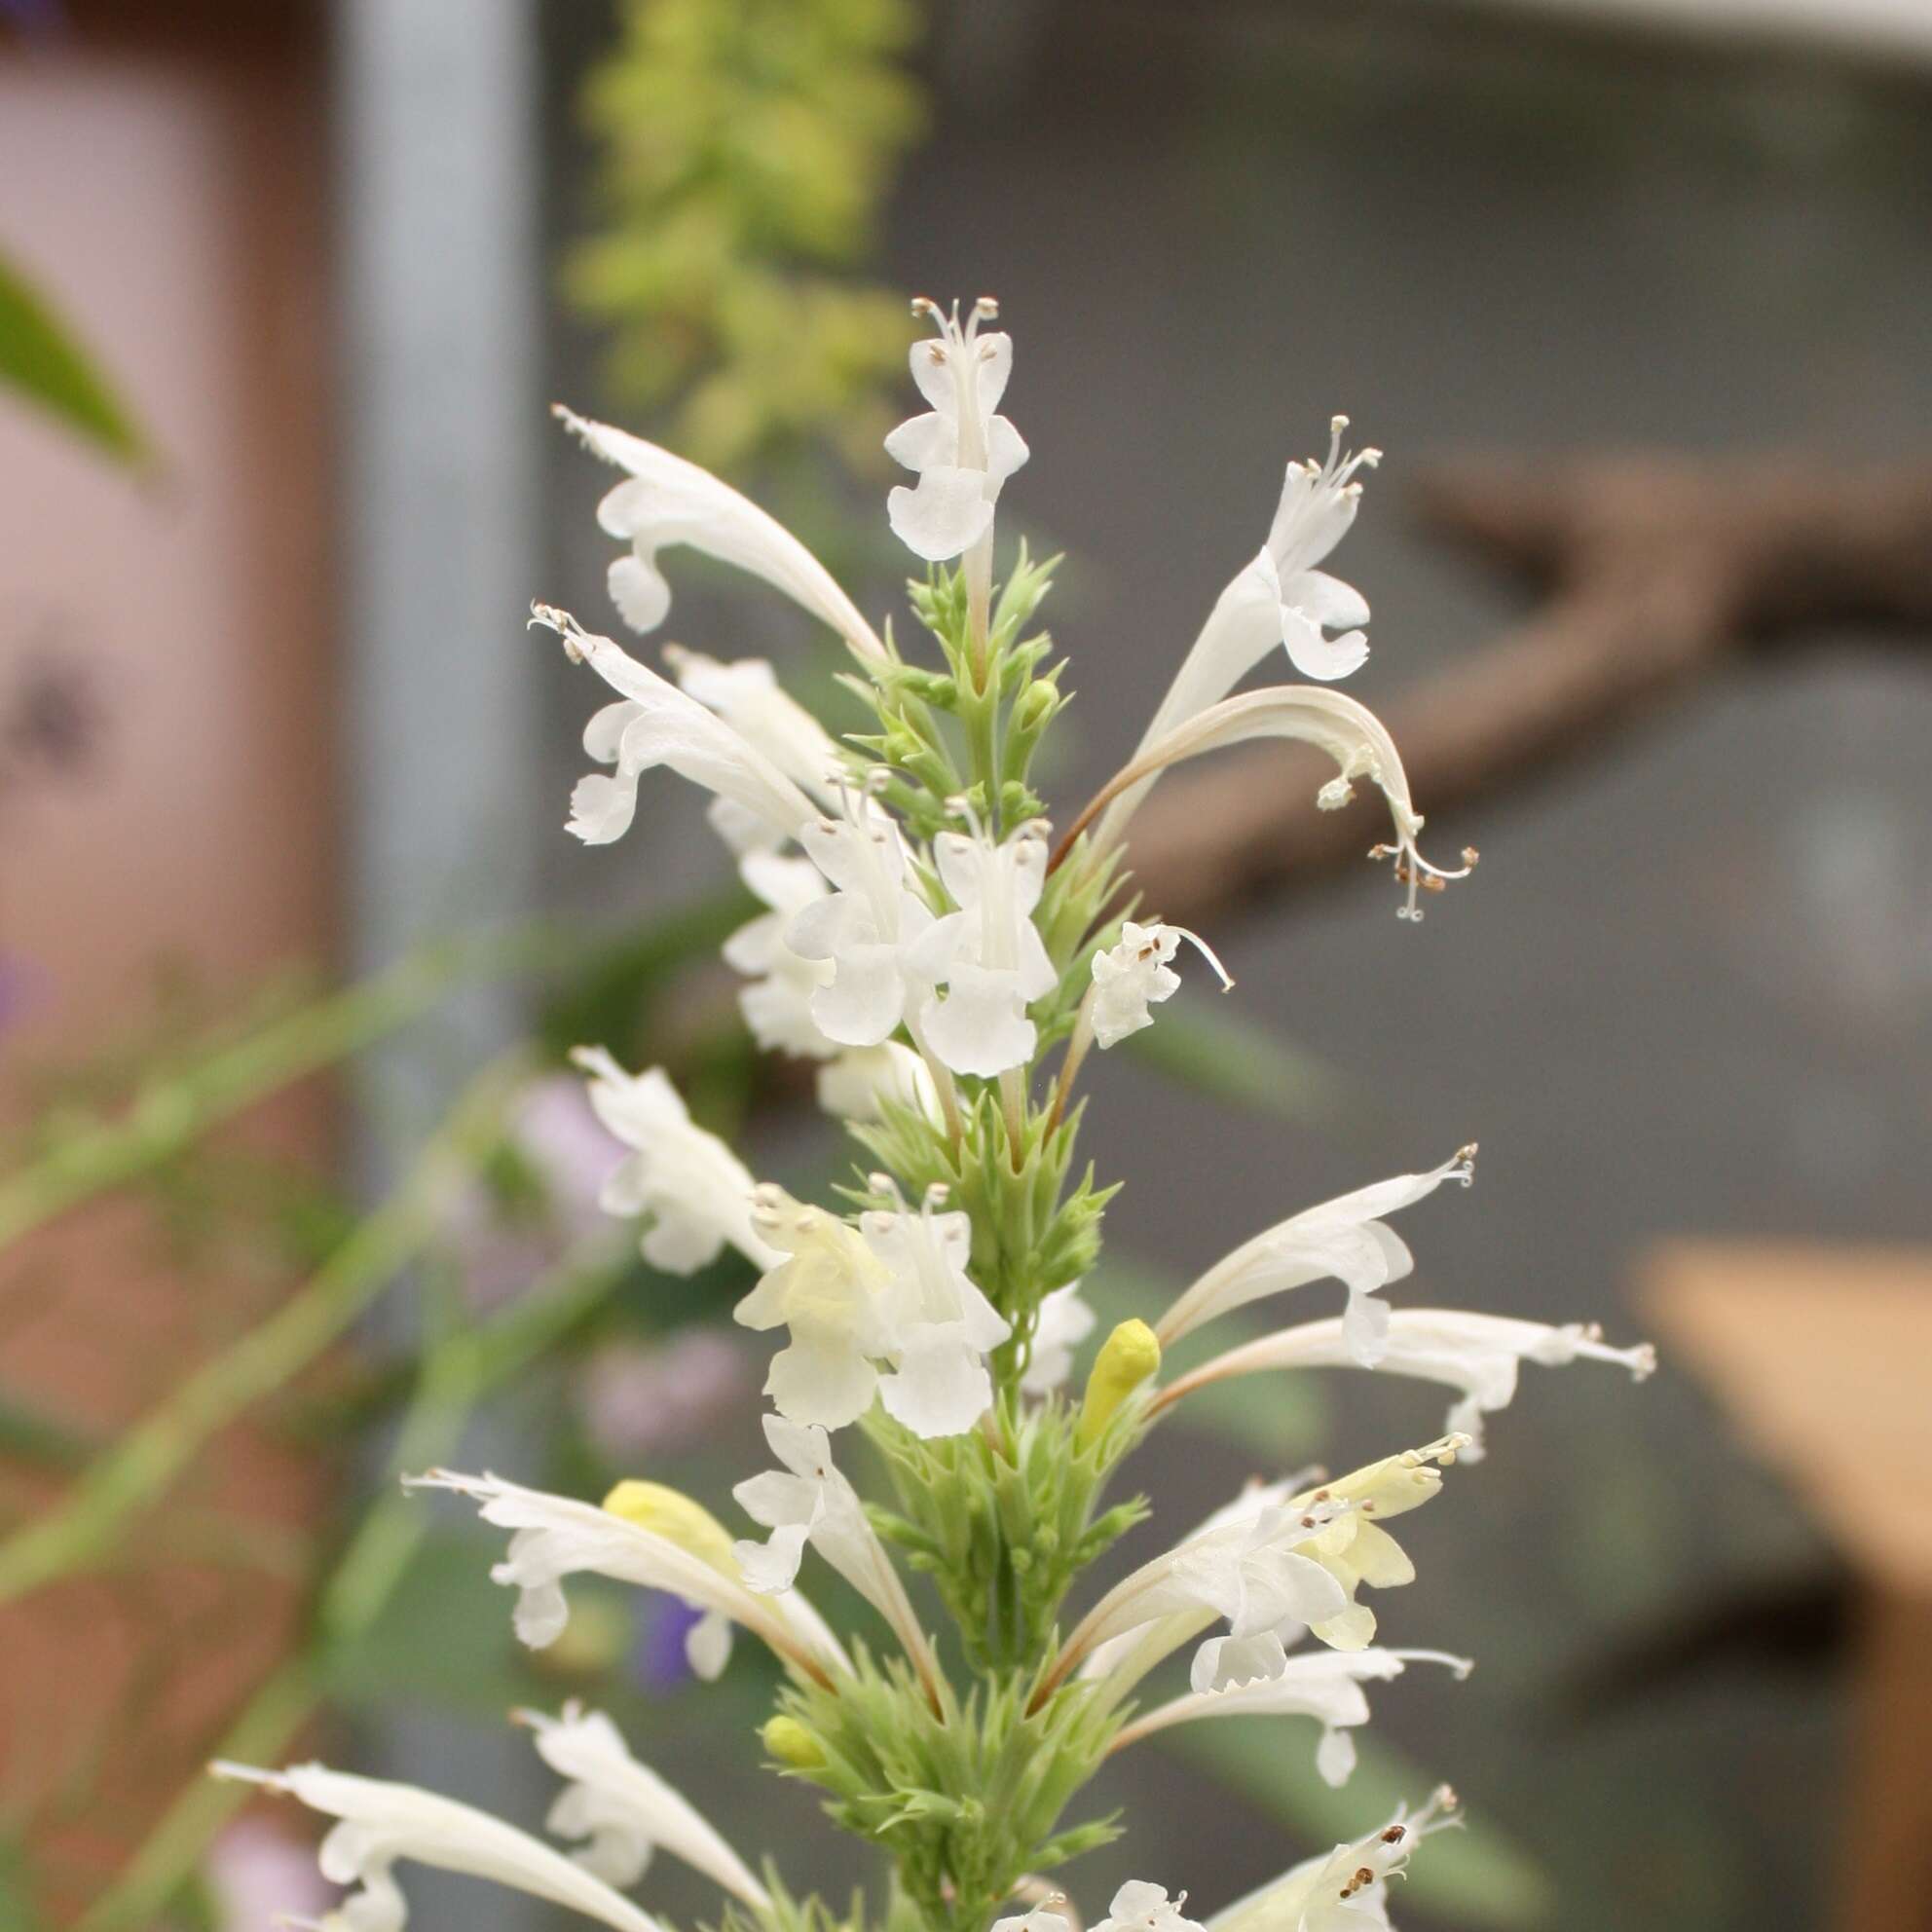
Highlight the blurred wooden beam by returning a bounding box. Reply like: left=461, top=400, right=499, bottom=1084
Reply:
left=1640, top=1243, right=1932, bottom=1932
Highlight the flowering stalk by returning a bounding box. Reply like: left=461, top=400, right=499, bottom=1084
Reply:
left=218, top=298, right=1653, bottom=1932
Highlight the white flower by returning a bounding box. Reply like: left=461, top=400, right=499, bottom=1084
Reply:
left=734, top=1187, right=898, bottom=1430
left=1208, top=1787, right=1461, bottom=1932
left=909, top=820, right=1058, bottom=1078
left=1089, top=920, right=1235, bottom=1050
left=207, top=1761, right=665, bottom=1932
left=571, top=1048, right=780, bottom=1275
left=405, top=1469, right=845, bottom=1681
left=1155, top=1308, right=1656, bottom=1461
left=732, top=1415, right=940, bottom=1690
left=1079, top=685, right=1475, bottom=921
left=532, top=606, right=817, bottom=850
left=787, top=790, right=937, bottom=1048
left=520, top=1703, right=768, bottom=1911
left=724, top=852, right=839, bottom=1059
left=1055, top=1438, right=1467, bottom=1696
left=555, top=406, right=885, bottom=662
left=814, top=1042, right=942, bottom=1127
left=1111, top=1648, right=1472, bottom=1790
left=1020, top=1282, right=1097, bottom=1395
left=1092, top=1880, right=1206, bottom=1932
left=1129, top=420, right=1379, bottom=776
left=1153, top=1150, right=1477, bottom=1360
left=991, top=1908, right=1073, bottom=1932
left=860, top=1180, right=1013, bottom=1435
left=885, top=297, right=1028, bottom=562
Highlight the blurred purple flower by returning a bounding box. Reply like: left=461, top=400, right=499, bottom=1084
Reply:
left=204, top=1816, right=330, bottom=1932
left=631, top=1594, right=707, bottom=1694
left=578, top=1329, right=752, bottom=1463
left=447, top=1073, right=620, bottom=1308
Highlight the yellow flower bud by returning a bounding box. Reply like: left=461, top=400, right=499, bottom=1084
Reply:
left=602, top=1479, right=741, bottom=1577
left=1076, top=1318, right=1162, bottom=1451
left=761, top=1715, right=826, bottom=1769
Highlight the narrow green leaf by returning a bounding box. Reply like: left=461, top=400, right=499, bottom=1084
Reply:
left=0, top=252, right=149, bottom=464
left=1161, top=1722, right=1552, bottom=1928
left=1119, top=1003, right=1341, bottom=1123
left=0, top=1387, right=98, bottom=1470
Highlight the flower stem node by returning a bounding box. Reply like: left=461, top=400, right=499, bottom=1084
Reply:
left=1076, top=1320, right=1162, bottom=1453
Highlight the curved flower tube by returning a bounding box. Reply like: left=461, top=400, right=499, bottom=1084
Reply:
left=1109, top=1647, right=1472, bottom=1789
left=1152, top=1150, right=1477, bottom=1358
left=1065, top=685, right=1476, bottom=920
left=520, top=1703, right=771, bottom=1911
left=1149, top=1308, right=1656, bottom=1460
left=405, top=1469, right=846, bottom=1686
left=555, top=407, right=886, bottom=664
left=208, top=1761, right=667, bottom=1932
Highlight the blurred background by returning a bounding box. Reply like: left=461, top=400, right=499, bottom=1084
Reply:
left=4, top=1, right=1931, bottom=1929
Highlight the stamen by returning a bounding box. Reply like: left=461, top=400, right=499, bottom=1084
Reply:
left=528, top=601, right=590, bottom=664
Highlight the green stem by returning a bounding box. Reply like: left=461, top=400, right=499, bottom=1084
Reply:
left=72, top=1233, right=630, bottom=1932
left=0, top=935, right=527, bottom=1255
left=0, top=1055, right=531, bottom=1608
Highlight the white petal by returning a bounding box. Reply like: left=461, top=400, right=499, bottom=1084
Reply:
left=1315, top=1726, right=1358, bottom=1788
left=883, top=411, right=954, bottom=472
left=1281, top=608, right=1370, bottom=683
left=810, top=942, right=910, bottom=1047
left=1283, top=568, right=1370, bottom=631
left=888, top=468, right=994, bottom=563
left=764, top=1335, right=879, bottom=1430
left=609, top=553, right=672, bottom=634
left=878, top=1338, right=994, bottom=1438
left=920, top=967, right=1036, bottom=1077
left=568, top=770, right=642, bottom=845
left=684, top=1608, right=732, bottom=1681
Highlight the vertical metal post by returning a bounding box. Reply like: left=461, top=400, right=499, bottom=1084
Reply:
left=335, top=3, right=541, bottom=1923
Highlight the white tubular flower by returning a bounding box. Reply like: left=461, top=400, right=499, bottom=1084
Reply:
left=1077, top=686, right=1476, bottom=920
left=885, top=296, right=1028, bottom=562
left=207, top=1761, right=666, bottom=1932
left=787, top=788, right=937, bottom=1049
left=531, top=606, right=818, bottom=850
left=1092, top=1880, right=1207, bottom=1932
left=1021, top=1282, right=1098, bottom=1395
left=520, top=1703, right=769, bottom=1911
left=814, top=1042, right=942, bottom=1127
left=1089, top=920, right=1235, bottom=1051
left=1153, top=1149, right=1478, bottom=1361
left=910, top=819, right=1058, bottom=1078
left=555, top=406, right=885, bottom=663
left=1208, top=1787, right=1461, bottom=1932
left=734, top=1187, right=897, bottom=1430
left=1053, top=1437, right=1467, bottom=1696
left=404, top=1469, right=843, bottom=1683
left=860, top=1179, right=1013, bottom=1436
left=571, top=1048, right=781, bottom=1275
left=732, top=1415, right=941, bottom=1691
left=1135, top=422, right=1380, bottom=773
left=724, top=852, right=839, bottom=1059
left=1111, top=1648, right=1473, bottom=1790
left=1155, top=1308, right=1657, bottom=1461
left=663, top=648, right=845, bottom=801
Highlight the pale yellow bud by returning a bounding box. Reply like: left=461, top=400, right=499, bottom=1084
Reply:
left=761, top=1715, right=826, bottom=1769
left=602, top=1479, right=741, bottom=1578
left=1076, top=1319, right=1162, bottom=1451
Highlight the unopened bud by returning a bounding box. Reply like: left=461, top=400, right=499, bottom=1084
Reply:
left=761, top=1715, right=826, bottom=1769
left=1076, top=1319, right=1162, bottom=1451
left=602, top=1480, right=740, bottom=1577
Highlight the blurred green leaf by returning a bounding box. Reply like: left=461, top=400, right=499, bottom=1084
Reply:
left=0, top=252, right=149, bottom=465
left=0, top=1835, right=49, bottom=1932
left=321, top=1529, right=552, bottom=1718
left=0, top=1387, right=97, bottom=1470
left=1161, top=1723, right=1553, bottom=1929
left=1120, top=1002, right=1340, bottom=1123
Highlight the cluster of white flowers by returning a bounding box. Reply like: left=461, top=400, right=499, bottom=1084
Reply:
left=217, top=299, right=1652, bottom=1932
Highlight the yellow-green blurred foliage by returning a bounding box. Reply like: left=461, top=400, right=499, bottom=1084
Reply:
left=568, top=0, right=926, bottom=475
